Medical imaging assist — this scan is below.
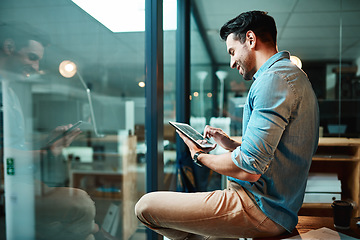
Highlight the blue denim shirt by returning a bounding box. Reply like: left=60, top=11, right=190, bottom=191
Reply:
left=228, top=51, right=319, bottom=232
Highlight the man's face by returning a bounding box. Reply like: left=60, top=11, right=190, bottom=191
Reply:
left=7, top=39, right=44, bottom=77
left=226, top=33, right=255, bottom=80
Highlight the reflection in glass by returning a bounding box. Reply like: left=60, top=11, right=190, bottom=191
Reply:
left=59, top=60, right=104, bottom=138
left=0, top=1, right=146, bottom=239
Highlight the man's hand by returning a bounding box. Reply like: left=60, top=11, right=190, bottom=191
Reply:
left=49, top=124, right=82, bottom=156
left=178, top=127, right=260, bottom=182
left=203, top=125, right=240, bottom=151
left=176, top=130, right=215, bottom=158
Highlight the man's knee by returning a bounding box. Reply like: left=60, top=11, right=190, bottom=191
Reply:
left=36, top=187, right=96, bottom=240
left=135, top=193, right=150, bottom=217
left=135, top=192, right=158, bottom=223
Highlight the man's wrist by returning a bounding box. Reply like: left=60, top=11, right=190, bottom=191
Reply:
left=193, top=151, right=205, bottom=167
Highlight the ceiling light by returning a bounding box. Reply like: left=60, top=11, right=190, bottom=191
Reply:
left=72, top=0, right=177, bottom=32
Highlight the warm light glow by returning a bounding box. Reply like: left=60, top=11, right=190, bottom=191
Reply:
left=207, top=92, right=213, bottom=98
left=65, top=63, right=75, bottom=72
left=290, top=55, right=302, bottom=69
left=138, top=81, right=145, bottom=88
left=59, top=60, right=77, bottom=78
left=193, top=92, right=199, bottom=97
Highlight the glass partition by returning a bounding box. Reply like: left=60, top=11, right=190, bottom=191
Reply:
left=0, top=0, right=147, bottom=239
left=318, top=4, right=360, bottom=138
left=190, top=11, right=224, bottom=191
left=189, top=0, right=360, bottom=143
left=189, top=0, right=360, bottom=192
left=163, top=0, right=177, bottom=192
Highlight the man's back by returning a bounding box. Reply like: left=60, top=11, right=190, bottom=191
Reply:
left=229, top=51, right=320, bottom=232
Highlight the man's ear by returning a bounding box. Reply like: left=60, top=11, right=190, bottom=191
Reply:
left=3, top=39, right=16, bottom=55
left=246, top=31, right=256, bottom=49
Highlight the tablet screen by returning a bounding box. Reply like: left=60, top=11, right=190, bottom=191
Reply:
left=47, top=120, right=83, bottom=146
left=169, top=121, right=214, bottom=149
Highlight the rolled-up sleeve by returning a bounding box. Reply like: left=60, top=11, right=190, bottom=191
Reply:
left=231, top=72, right=295, bottom=175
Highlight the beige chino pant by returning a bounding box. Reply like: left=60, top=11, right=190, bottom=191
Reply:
left=135, top=181, right=286, bottom=240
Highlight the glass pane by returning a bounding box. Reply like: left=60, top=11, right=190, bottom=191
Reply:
left=190, top=13, right=223, bottom=191
left=329, top=2, right=360, bottom=137
left=188, top=0, right=360, bottom=196
left=164, top=27, right=177, bottom=192
left=0, top=0, right=146, bottom=239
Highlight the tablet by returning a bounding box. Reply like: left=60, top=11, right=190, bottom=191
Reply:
left=47, top=120, right=83, bottom=146
left=169, top=121, right=215, bottom=149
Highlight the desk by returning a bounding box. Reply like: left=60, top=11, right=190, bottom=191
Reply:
left=255, top=216, right=360, bottom=239
left=302, top=138, right=360, bottom=217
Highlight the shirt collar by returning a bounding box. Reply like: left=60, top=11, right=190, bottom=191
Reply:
left=253, top=51, right=290, bottom=81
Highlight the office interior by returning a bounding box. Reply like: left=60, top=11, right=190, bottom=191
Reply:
left=0, top=0, right=360, bottom=239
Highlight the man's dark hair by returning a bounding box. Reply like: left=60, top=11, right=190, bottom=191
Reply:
left=220, top=11, right=277, bottom=46
left=0, top=22, right=50, bottom=50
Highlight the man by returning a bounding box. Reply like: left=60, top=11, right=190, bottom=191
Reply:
left=0, top=22, right=100, bottom=240
left=135, top=11, right=319, bottom=239
left=0, top=22, right=81, bottom=157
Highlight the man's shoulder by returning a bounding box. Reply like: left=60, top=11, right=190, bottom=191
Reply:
left=265, top=60, right=308, bottom=82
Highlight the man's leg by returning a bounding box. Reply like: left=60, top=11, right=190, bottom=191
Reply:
left=36, top=187, right=98, bottom=240
left=135, top=182, right=285, bottom=239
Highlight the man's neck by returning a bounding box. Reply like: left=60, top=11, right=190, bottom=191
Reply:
left=255, top=46, right=278, bottom=71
